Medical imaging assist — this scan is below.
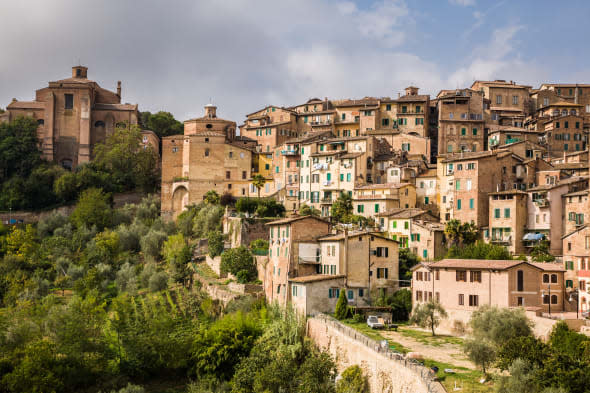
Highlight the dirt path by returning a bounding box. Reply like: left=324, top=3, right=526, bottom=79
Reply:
left=382, top=328, right=476, bottom=370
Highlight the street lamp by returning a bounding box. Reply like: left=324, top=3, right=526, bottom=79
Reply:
left=569, top=288, right=579, bottom=319
left=541, top=283, right=551, bottom=317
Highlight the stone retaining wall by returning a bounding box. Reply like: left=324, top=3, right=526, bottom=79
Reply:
left=307, top=315, right=446, bottom=393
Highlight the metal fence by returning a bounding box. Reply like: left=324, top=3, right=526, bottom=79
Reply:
left=313, top=314, right=447, bottom=393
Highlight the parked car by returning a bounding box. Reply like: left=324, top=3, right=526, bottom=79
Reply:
left=367, top=315, right=384, bottom=329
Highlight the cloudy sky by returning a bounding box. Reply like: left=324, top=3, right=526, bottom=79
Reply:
left=1, top=0, right=588, bottom=123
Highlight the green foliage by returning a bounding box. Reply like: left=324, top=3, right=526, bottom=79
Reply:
left=336, top=365, right=369, bottom=393
left=162, top=233, right=192, bottom=284
left=374, top=289, right=412, bottom=322
left=220, top=247, right=257, bottom=283
left=0, top=117, right=42, bottom=184
left=251, top=175, right=266, bottom=199
left=139, top=111, right=183, bottom=139
left=496, top=335, right=549, bottom=371
left=399, top=248, right=420, bottom=281
left=444, top=219, right=479, bottom=247
left=330, top=193, right=353, bottom=223
left=140, top=229, right=168, bottom=259
left=410, top=300, right=447, bottom=336
left=191, top=312, right=262, bottom=381
left=334, top=289, right=350, bottom=320
left=110, top=383, right=145, bottom=393
left=70, top=188, right=113, bottom=230
left=204, top=190, right=221, bottom=205
left=446, top=241, right=511, bottom=260
left=220, top=192, right=235, bottom=207
left=235, top=198, right=258, bottom=215
left=255, top=199, right=285, bottom=218
left=299, top=204, right=320, bottom=217
left=249, top=239, right=268, bottom=253
left=463, top=338, right=496, bottom=374
left=469, top=305, right=533, bottom=346
left=192, top=204, right=225, bottom=239
left=208, top=231, right=224, bottom=258
left=530, top=240, right=555, bottom=262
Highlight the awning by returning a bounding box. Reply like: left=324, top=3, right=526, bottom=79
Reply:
left=523, top=233, right=545, bottom=241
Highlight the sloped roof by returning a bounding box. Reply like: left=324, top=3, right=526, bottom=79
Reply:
left=266, top=215, right=329, bottom=226
left=289, top=274, right=345, bottom=283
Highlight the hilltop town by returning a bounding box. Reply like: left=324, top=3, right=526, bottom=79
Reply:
left=1, top=66, right=590, bottom=393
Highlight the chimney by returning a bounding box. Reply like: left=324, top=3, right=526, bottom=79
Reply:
left=117, top=81, right=121, bottom=97
left=398, top=92, right=401, bottom=98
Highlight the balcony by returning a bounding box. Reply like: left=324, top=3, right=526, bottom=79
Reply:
left=320, top=197, right=333, bottom=204
left=310, top=120, right=333, bottom=126
left=299, top=256, right=321, bottom=264
left=281, top=150, right=299, bottom=156
left=491, top=236, right=512, bottom=245
left=534, top=199, right=549, bottom=208
left=505, top=138, right=521, bottom=144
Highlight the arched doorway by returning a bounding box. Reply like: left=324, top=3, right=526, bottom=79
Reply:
left=172, top=186, right=189, bottom=217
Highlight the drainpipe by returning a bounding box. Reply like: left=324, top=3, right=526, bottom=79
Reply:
left=344, top=229, right=349, bottom=280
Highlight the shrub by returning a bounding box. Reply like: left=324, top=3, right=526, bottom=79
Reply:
left=334, top=289, right=350, bottom=320
left=353, top=313, right=364, bottom=323
left=148, top=271, right=168, bottom=292
left=140, top=229, right=168, bottom=259
left=208, top=231, right=224, bottom=258
left=110, top=383, right=145, bottom=393
left=410, top=301, right=447, bottom=336
left=220, top=247, right=257, bottom=283
left=70, top=188, right=113, bottom=230
left=336, top=365, right=369, bottom=393
left=236, top=197, right=258, bottom=215
left=255, top=199, right=285, bottom=218
left=37, top=212, right=68, bottom=238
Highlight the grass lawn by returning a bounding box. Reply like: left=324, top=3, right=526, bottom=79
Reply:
left=398, top=326, right=464, bottom=347
left=422, top=359, right=494, bottom=393
left=340, top=319, right=410, bottom=354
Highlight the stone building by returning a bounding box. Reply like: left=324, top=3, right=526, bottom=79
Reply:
left=1, top=65, right=138, bottom=168
left=484, top=190, right=528, bottom=255
left=412, top=259, right=566, bottom=314
left=352, top=183, right=416, bottom=221
left=436, top=89, right=485, bottom=155
left=161, top=104, right=255, bottom=219
left=471, top=80, right=532, bottom=127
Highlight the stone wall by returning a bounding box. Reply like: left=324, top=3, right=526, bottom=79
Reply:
left=307, top=315, right=446, bottom=393
left=205, top=255, right=225, bottom=277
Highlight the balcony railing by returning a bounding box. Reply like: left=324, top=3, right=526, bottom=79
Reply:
left=281, top=150, right=299, bottom=156
left=534, top=199, right=549, bottom=207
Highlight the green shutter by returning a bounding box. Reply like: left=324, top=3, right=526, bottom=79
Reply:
left=457, top=199, right=462, bottom=210
left=461, top=128, right=466, bottom=135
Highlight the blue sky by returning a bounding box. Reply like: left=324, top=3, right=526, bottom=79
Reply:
left=1, top=0, right=588, bottom=123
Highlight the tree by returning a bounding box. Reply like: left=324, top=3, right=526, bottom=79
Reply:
left=236, top=197, right=258, bottom=215
left=336, top=365, right=369, bottom=393
left=469, top=305, right=533, bottom=347
left=330, top=193, right=353, bottom=223
left=220, top=246, right=257, bottom=283
left=139, top=111, right=183, bottom=139
left=494, top=359, right=541, bottom=393
left=464, top=338, right=496, bottom=374
left=252, top=174, right=266, bottom=199
left=203, top=190, right=220, bottom=205
left=399, top=248, right=420, bottom=281
left=256, top=199, right=285, bottom=218
left=299, top=203, right=320, bottom=217
left=334, top=289, right=350, bottom=320
left=0, top=116, right=42, bottom=183
left=92, top=124, right=158, bottom=192
left=70, top=188, right=113, bottom=230
left=446, top=241, right=511, bottom=260
left=162, top=233, right=192, bottom=284
left=410, top=300, right=448, bottom=336
left=207, top=230, right=224, bottom=258
left=375, top=289, right=412, bottom=322
left=444, top=219, right=479, bottom=247
left=531, top=240, right=555, bottom=262
left=220, top=191, right=236, bottom=206
left=496, top=335, right=549, bottom=371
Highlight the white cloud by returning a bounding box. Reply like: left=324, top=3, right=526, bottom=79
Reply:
left=449, top=0, right=475, bottom=6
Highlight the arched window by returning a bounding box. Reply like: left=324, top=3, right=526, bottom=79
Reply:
left=551, top=274, right=557, bottom=283
left=204, top=148, right=209, bottom=157
left=37, top=119, right=44, bottom=125
left=94, top=120, right=105, bottom=127
left=543, top=274, right=549, bottom=283
left=562, top=109, right=568, bottom=116
left=551, top=294, right=558, bottom=304
left=543, top=295, right=549, bottom=304
left=570, top=110, right=577, bottom=116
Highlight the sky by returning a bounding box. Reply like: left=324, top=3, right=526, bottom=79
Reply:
left=1, top=0, right=589, bottom=124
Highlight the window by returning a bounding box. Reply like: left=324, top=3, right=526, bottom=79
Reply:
left=551, top=274, right=557, bottom=284
left=357, top=205, right=364, bottom=213
left=517, top=270, right=524, bottom=291
left=226, top=171, right=231, bottom=179
left=470, top=271, right=482, bottom=283
left=457, top=199, right=462, bottom=210
left=424, top=196, right=429, bottom=205
left=513, top=95, right=519, bottom=105
left=94, top=120, right=105, bottom=127
left=376, top=268, right=389, bottom=279
left=359, top=288, right=364, bottom=297
left=64, top=94, right=74, bottom=109
left=461, top=128, right=466, bottom=136
left=469, top=295, right=479, bottom=307
left=374, top=204, right=379, bottom=213
left=204, top=148, right=209, bottom=157
left=543, top=295, right=549, bottom=304
left=517, top=297, right=524, bottom=306
left=494, top=208, right=500, bottom=218
left=456, top=270, right=467, bottom=282
left=423, top=249, right=428, bottom=259
left=458, top=294, right=464, bottom=305
left=469, top=199, right=474, bottom=209
left=496, top=95, right=502, bottom=105
left=376, top=247, right=389, bottom=257
left=504, top=208, right=510, bottom=218
left=551, top=295, right=558, bottom=305
left=543, top=274, right=549, bottom=283
left=472, top=128, right=478, bottom=135
left=347, top=290, right=354, bottom=300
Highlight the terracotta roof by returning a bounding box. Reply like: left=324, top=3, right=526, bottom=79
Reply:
left=529, top=262, right=566, bottom=272
left=289, top=274, right=346, bottom=283
left=332, top=98, right=379, bottom=107
left=563, top=190, right=588, bottom=197
left=396, top=94, right=429, bottom=102
left=429, top=259, right=526, bottom=270
left=355, top=182, right=411, bottom=190
left=311, top=151, right=346, bottom=157
left=318, top=231, right=397, bottom=242
left=413, top=221, right=445, bottom=231
left=7, top=100, right=45, bottom=109
left=376, top=208, right=431, bottom=219
left=562, top=225, right=588, bottom=239
left=265, top=215, right=329, bottom=226
left=440, top=150, right=516, bottom=163
left=489, top=190, right=528, bottom=195
left=553, top=162, right=588, bottom=170
left=339, top=152, right=364, bottom=159
left=94, top=103, right=137, bottom=111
